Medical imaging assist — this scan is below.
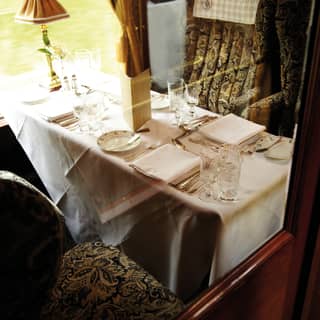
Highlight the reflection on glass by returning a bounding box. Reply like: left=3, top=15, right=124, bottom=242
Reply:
left=147, top=0, right=314, bottom=306
left=0, top=0, right=315, bottom=311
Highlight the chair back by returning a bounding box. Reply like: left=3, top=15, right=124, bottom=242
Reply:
left=0, top=171, right=64, bottom=319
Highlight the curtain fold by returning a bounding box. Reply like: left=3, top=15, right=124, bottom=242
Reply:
left=109, top=0, right=147, bottom=77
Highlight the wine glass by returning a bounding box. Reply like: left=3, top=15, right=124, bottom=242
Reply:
left=185, top=81, right=200, bottom=118
left=167, top=78, right=185, bottom=125
left=72, top=90, right=105, bottom=135
left=73, top=49, right=91, bottom=83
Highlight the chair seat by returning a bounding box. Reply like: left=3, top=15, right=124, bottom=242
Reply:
left=42, top=242, right=184, bottom=320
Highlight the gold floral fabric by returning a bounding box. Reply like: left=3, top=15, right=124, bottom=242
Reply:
left=184, top=0, right=260, bottom=116
left=1, top=171, right=184, bottom=320
left=184, top=0, right=312, bottom=136
left=42, top=242, right=184, bottom=320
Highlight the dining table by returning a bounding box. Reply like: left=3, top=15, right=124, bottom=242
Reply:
left=0, top=72, right=291, bottom=302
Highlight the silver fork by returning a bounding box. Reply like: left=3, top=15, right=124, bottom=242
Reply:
left=172, top=115, right=218, bottom=146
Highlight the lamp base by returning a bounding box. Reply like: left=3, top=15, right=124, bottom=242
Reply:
left=48, top=73, right=62, bottom=92
left=40, top=73, right=62, bottom=92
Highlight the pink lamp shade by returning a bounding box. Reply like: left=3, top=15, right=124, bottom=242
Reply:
left=15, top=0, right=69, bottom=24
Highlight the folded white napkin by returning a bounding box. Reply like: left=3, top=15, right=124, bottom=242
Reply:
left=130, top=144, right=201, bottom=184
left=31, top=92, right=74, bottom=122
left=199, top=113, right=265, bottom=145
left=193, top=0, right=260, bottom=25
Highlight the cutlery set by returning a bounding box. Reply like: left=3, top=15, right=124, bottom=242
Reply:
left=172, top=115, right=218, bottom=149
left=55, top=113, right=285, bottom=195
left=53, top=114, right=79, bottom=130
left=121, top=116, right=218, bottom=161
left=173, top=171, right=202, bottom=194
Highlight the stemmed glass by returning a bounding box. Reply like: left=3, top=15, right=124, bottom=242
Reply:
left=167, top=78, right=199, bottom=126
left=167, top=78, right=185, bottom=125
left=72, top=48, right=102, bottom=89
left=72, top=89, right=105, bottom=135
left=72, top=49, right=91, bottom=84
left=74, top=49, right=91, bottom=71
left=185, top=81, right=200, bottom=119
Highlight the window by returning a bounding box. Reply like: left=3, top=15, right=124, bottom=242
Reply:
left=0, top=0, right=121, bottom=86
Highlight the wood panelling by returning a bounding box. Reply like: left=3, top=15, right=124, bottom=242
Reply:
left=301, top=179, right=320, bottom=320
left=177, top=232, right=293, bottom=320
left=283, top=6, right=320, bottom=318
left=302, top=224, right=320, bottom=320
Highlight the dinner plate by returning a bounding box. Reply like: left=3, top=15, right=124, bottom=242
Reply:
left=20, top=88, right=49, bottom=105
left=97, top=130, right=141, bottom=152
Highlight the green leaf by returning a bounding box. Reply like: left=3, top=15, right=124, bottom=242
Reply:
left=38, top=48, right=52, bottom=56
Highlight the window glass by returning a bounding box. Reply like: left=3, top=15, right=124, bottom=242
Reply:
left=145, top=0, right=314, bottom=303
left=0, top=0, right=316, bottom=308
left=0, top=0, right=121, bottom=78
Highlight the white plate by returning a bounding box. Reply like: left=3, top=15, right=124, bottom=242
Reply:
left=20, top=88, right=49, bottom=105
left=97, top=130, right=141, bottom=152
left=151, top=92, right=169, bottom=110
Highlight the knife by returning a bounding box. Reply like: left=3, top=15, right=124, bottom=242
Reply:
left=107, top=134, right=141, bottom=151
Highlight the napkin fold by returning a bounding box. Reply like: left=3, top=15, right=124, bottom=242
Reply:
left=193, top=0, right=260, bottom=25
left=130, top=144, right=201, bottom=185
left=199, top=113, right=265, bottom=145
left=31, top=92, right=74, bottom=122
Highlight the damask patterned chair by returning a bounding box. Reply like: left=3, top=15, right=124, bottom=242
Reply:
left=184, top=0, right=312, bottom=136
left=0, top=170, right=184, bottom=320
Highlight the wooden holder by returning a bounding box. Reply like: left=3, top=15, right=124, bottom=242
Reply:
left=120, top=68, right=151, bottom=131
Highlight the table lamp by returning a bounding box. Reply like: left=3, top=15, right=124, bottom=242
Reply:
left=15, top=0, right=70, bottom=91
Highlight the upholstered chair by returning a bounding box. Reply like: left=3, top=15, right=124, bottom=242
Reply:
left=183, top=0, right=312, bottom=136
left=0, top=170, right=184, bottom=320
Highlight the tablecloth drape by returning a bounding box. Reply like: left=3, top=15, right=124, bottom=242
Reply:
left=1, top=80, right=290, bottom=301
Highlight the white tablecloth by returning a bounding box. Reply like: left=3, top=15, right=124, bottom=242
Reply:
left=1, top=77, right=290, bottom=302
